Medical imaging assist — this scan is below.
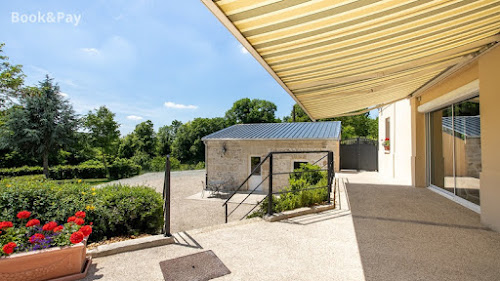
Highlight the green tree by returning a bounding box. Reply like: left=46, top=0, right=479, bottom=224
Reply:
left=133, top=120, right=156, bottom=156
left=0, top=43, right=25, bottom=109
left=156, top=120, right=182, bottom=156
left=285, top=103, right=378, bottom=139
left=118, top=134, right=135, bottom=159
left=84, top=106, right=120, bottom=172
left=0, top=76, right=79, bottom=177
left=225, top=98, right=278, bottom=124
left=117, top=120, right=156, bottom=160
left=284, top=104, right=312, bottom=122
left=172, top=117, right=228, bottom=163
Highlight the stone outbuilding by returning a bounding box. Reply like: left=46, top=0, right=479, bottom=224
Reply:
left=202, top=122, right=341, bottom=193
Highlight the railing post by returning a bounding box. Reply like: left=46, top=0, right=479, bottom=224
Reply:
left=163, top=155, right=171, bottom=237
left=327, top=151, right=333, bottom=204
left=225, top=204, right=228, bottom=224
left=267, top=153, right=273, bottom=216
left=356, top=137, right=360, bottom=171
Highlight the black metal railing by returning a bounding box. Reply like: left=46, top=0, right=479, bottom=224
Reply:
left=222, top=150, right=335, bottom=223
left=162, top=155, right=171, bottom=237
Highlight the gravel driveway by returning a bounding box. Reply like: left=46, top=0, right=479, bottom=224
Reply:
left=100, top=170, right=259, bottom=233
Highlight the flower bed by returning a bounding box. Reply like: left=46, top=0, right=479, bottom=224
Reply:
left=0, top=211, right=92, bottom=280
left=0, top=210, right=91, bottom=257
left=0, top=176, right=163, bottom=242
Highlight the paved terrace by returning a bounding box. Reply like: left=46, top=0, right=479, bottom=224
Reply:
left=86, top=172, right=500, bottom=280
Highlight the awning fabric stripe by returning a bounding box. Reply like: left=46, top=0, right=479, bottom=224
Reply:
left=203, top=0, right=500, bottom=120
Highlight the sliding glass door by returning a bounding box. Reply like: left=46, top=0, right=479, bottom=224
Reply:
left=428, top=97, right=481, bottom=205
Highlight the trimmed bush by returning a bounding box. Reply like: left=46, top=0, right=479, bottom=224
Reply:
left=0, top=166, right=43, bottom=178
left=248, top=164, right=329, bottom=218
left=0, top=164, right=106, bottom=179
left=49, top=165, right=107, bottom=180
left=108, top=158, right=141, bottom=179
left=0, top=176, right=163, bottom=242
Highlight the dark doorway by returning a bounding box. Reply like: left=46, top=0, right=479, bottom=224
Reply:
left=340, top=137, right=378, bottom=171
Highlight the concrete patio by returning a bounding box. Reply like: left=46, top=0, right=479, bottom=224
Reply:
left=85, top=172, right=500, bottom=281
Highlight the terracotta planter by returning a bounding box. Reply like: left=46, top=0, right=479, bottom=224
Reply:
left=384, top=145, right=390, bottom=151
left=0, top=241, right=89, bottom=281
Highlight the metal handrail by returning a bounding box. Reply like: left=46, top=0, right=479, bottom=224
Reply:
left=227, top=175, right=269, bottom=218
left=223, top=150, right=334, bottom=223
left=222, top=153, right=271, bottom=207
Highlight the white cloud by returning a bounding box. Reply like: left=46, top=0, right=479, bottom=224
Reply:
left=239, top=44, right=249, bottom=54
left=59, top=92, right=68, bottom=97
left=164, top=101, right=198, bottom=109
left=126, top=115, right=143, bottom=120
left=80, top=48, right=100, bottom=55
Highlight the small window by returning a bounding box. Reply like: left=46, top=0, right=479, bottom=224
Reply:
left=385, top=117, right=390, bottom=140
left=251, top=157, right=261, bottom=176
left=293, top=161, right=308, bottom=170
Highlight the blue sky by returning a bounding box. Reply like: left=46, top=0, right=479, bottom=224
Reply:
left=1, top=1, right=376, bottom=135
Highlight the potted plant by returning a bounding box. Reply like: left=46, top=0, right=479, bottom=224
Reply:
left=382, top=138, right=390, bottom=151
left=0, top=210, right=93, bottom=281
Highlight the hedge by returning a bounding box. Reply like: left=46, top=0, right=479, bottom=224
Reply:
left=108, top=158, right=141, bottom=179
left=0, top=161, right=141, bottom=180
left=0, top=175, right=163, bottom=242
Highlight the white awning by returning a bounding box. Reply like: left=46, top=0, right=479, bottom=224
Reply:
left=202, top=0, right=500, bottom=120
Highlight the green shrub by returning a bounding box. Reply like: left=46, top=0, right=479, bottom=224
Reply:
left=248, top=164, right=329, bottom=218
left=0, top=164, right=106, bottom=179
left=108, top=158, right=141, bottom=179
left=0, top=176, right=163, bottom=242
left=80, top=159, right=103, bottom=166
left=150, top=156, right=166, bottom=172
left=195, top=162, right=205, bottom=170
left=169, top=157, right=181, bottom=170
left=48, top=165, right=107, bottom=180
left=0, top=166, right=43, bottom=178
left=131, top=151, right=152, bottom=171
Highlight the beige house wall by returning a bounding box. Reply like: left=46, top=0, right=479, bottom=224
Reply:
left=205, top=139, right=339, bottom=193
left=411, top=45, right=500, bottom=231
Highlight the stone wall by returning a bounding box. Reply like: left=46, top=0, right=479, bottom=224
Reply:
left=205, top=139, right=339, bottom=193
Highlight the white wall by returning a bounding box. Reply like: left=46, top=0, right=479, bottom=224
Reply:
left=378, top=99, right=413, bottom=185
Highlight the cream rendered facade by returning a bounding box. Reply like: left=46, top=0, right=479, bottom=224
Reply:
left=378, top=99, right=413, bottom=186
left=378, top=45, right=500, bottom=231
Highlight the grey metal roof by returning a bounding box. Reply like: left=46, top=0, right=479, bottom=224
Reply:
left=442, top=116, right=480, bottom=137
left=202, top=122, right=341, bottom=141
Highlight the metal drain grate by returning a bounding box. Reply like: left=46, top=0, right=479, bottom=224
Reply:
left=159, top=250, right=231, bottom=281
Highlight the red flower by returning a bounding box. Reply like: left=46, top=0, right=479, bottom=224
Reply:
left=0, top=221, right=13, bottom=229
left=29, top=233, right=45, bottom=244
left=74, top=218, right=85, bottom=225
left=42, top=221, right=58, bottom=231
left=70, top=231, right=84, bottom=244
left=26, top=219, right=40, bottom=227
left=53, top=225, right=64, bottom=232
left=67, top=216, right=77, bottom=223
left=80, top=225, right=92, bottom=237
left=16, top=210, right=31, bottom=219
left=75, top=211, right=86, bottom=218
left=2, top=242, right=16, bottom=255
